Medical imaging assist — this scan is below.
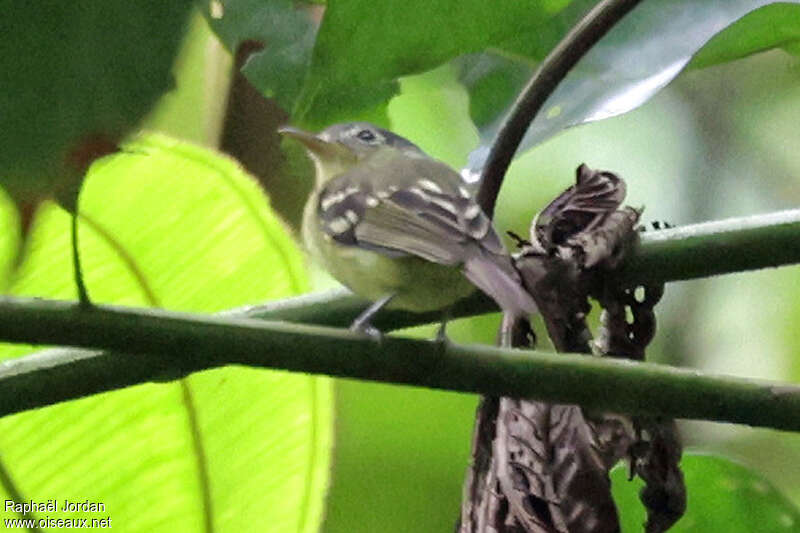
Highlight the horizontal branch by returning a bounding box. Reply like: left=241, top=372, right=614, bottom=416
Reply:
left=1, top=209, right=799, bottom=421
left=244, top=209, right=800, bottom=329
left=1, top=297, right=799, bottom=431
left=616, top=208, right=800, bottom=285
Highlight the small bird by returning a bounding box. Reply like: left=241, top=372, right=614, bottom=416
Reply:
left=279, top=122, right=536, bottom=334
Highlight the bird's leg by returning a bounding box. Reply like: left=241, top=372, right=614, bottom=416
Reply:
left=350, top=294, right=395, bottom=338
left=435, top=307, right=452, bottom=344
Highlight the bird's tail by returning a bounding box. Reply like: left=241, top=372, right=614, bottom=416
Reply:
left=463, top=246, right=537, bottom=317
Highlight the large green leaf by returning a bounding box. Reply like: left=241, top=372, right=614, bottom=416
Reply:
left=0, top=134, right=333, bottom=533
left=201, top=0, right=592, bottom=127
left=464, top=0, right=800, bottom=174
left=0, top=190, right=20, bottom=290
left=612, top=453, right=800, bottom=532
left=203, top=0, right=800, bottom=140
left=199, top=0, right=318, bottom=114
left=144, top=11, right=233, bottom=148
left=293, top=0, right=592, bottom=127
left=0, top=1, right=194, bottom=207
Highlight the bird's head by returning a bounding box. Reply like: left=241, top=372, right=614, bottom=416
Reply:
left=279, top=122, right=424, bottom=185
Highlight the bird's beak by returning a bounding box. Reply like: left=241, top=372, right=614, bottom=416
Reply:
left=279, top=125, right=358, bottom=184
left=278, top=126, right=351, bottom=160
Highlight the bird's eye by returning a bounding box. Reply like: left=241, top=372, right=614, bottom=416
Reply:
left=355, top=129, right=377, bottom=142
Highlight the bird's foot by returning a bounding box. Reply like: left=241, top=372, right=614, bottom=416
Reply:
left=435, top=325, right=449, bottom=345
left=434, top=309, right=452, bottom=345
left=349, top=320, right=383, bottom=341
left=349, top=294, right=394, bottom=341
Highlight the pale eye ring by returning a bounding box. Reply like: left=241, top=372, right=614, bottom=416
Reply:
left=355, top=129, right=377, bottom=142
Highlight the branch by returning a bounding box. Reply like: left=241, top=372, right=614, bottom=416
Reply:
left=616, top=209, right=800, bottom=285
left=245, top=209, right=800, bottom=328
left=1, top=209, right=800, bottom=420
left=476, top=0, right=644, bottom=217
left=1, top=297, right=799, bottom=431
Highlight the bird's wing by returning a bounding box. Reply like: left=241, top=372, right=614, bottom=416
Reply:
left=316, top=150, right=537, bottom=315
left=316, top=151, right=506, bottom=265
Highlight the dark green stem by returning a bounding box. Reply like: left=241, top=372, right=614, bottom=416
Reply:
left=71, top=211, right=91, bottom=306
left=0, top=297, right=798, bottom=431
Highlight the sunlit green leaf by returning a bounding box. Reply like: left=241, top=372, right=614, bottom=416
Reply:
left=0, top=190, right=20, bottom=290
left=0, top=134, right=332, bottom=533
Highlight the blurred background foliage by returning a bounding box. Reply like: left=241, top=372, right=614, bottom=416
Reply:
left=1, top=1, right=800, bottom=531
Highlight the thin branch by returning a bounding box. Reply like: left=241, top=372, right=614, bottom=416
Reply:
left=477, top=0, right=643, bottom=218
left=1, top=297, right=799, bottom=431
left=243, top=209, right=800, bottom=329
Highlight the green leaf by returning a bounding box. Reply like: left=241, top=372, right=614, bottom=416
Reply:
left=144, top=11, right=233, bottom=147
left=457, top=54, right=534, bottom=129
left=204, top=0, right=800, bottom=143
left=465, top=0, right=800, bottom=173
left=201, top=0, right=592, bottom=127
left=199, top=0, right=317, bottom=113
left=0, top=189, right=20, bottom=290
left=0, top=134, right=333, bottom=533
left=612, top=453, right=800, bottom=532
left=0, top=1, right=194, bottom=206
left=690, top=3, right=800, bottom=69
left=295, top=0, right=591, bottom=126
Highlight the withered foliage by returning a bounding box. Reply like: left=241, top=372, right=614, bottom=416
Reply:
left=459, top=165, right=685, bottom=533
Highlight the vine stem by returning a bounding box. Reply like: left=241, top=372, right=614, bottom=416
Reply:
left=477, top=0, right=644, bottom=217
